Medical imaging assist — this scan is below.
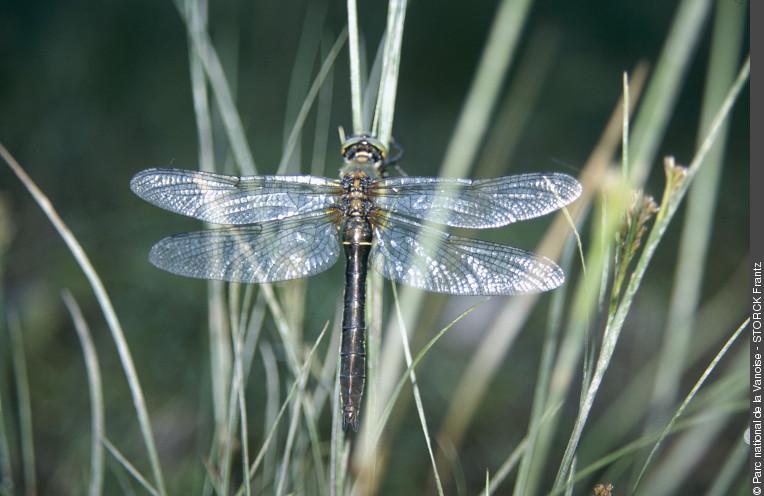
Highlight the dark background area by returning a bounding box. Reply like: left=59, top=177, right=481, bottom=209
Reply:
left=0, top=0, right=750, bottom=493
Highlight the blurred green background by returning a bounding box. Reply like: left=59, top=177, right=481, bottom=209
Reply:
left=0, top=0, right=750, bottom=494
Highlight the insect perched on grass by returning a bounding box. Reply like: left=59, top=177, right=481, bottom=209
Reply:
left=130, top=135, right=582, bottom=431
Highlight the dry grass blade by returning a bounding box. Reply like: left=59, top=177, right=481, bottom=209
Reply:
left=61, top=291, right=105, bottom=496
left=0, top=144, right=167, bottom=496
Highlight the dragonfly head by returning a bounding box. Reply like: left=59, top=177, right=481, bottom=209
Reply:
left=341, top=135, right=387, bottom=176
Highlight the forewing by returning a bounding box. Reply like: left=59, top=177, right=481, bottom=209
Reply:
left=372, top=172, right=581, bottom=228
left=131, top=168, right=341, bottom=224
left=149, top=211, right=341, bottom=283
left=370, top=213, right=564, bottom=295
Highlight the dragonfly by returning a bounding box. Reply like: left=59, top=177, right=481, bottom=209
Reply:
left=130, top=135, right=582, bottom=431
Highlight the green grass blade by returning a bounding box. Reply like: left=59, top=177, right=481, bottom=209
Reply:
left=61, top=291, right=105, bottom=496
left=0, top=393, right=12, bottom=495
left=622, top=72, right=631, bottom=178
left=549, top=405, right=747, bottom=495
left=7, top=314, right=35, bottom=496
left=371, top=0, right=408, bottom=146
left=550, top=180, right=631, bottom=489
left=275, top=374, right=305, bottom=496
left=490, top=401, right=562, bottom=494
left=237, top=322, right=328, bottom=495
left=628, top=0, right=713, bottom=185
left=390, top=284, right=444, bottom=496
left=438, top=0, right=532, bottom=179
left=103, top=438, right=159, bottom=496
left=311, top=34, right=337, bottom=178
left=577, top=262, right=748, bottom=462
left=474, top=25, right=561, bottom=178
left=362, top=38, right=386, bottom=133
left=512, top=238, right=575, bottom=496
left=259, top=341, right=280, bottom=492
left=187, top=0, right=233, bottom=474
left=440, top=65, right=646, bottom=462
left=647, top=0, right=747, bottom=424
left=632, top=318, right=748, bottom=492
left=347, top=0, right=364, bottom=134
left=281, top=2, right=326, bottom=168
left=177, top=0, right=257, bottom=175
left=706, top=430, right=749, bottom=496
left=278, top=29, right=348, bottom=174
left=552, top=56, right=749, bottom=490
left=373, top=299, right=487, bottom=443
left=0, top=145, right=167, bottom=496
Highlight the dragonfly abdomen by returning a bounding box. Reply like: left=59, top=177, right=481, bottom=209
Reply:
left=340, top=216, right=372, bottom=431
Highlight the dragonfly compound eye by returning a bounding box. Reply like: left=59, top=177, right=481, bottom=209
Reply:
left=341, top=135, right=387, bottom=166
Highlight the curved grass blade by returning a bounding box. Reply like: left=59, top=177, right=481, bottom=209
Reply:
left=551, top=57, right=749, bottom=490
left=390, top=283, right=444, bottom=496
left=236, top=322, right=329, bottom=496
left=62, top=291, right=105, bottom=496
left=374, top=299, right=487, bottom=442
left=0, top=145, right=167, bottom=496
left=631, top=318, right=748, bottom=492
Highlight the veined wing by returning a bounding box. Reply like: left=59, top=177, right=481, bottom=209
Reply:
left=370, top=212, right=564, bottom=295
left=149, top=211, right=341, bottom=283
left=371, top=172, right=581, bottom=228
left=131, top=168, right=341, bottom=224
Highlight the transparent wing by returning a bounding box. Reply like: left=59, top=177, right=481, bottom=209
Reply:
left=371, top=172, right=581, bottom=228
left=370, top=212, right=564, bottom=295
left=149, top=211, right=341, bottom=283
left=131, top=168, right=341, bottom=224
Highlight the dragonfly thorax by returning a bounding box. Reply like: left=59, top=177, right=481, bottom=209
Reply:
left=339, top=171, right=374, bottom=246
left=339, top=171, right=374, bottom=218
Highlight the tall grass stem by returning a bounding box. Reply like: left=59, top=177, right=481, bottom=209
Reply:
left=0, top=144, right=167, bottom=496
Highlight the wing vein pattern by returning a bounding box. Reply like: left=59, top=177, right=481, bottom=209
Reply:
left=131, top=168, right=341, bottom=224
left=371, top=172, right=581, bottom=228
left=149, top=211, right=341, bottom=283
left=370, top=212, right=564, bottom=295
